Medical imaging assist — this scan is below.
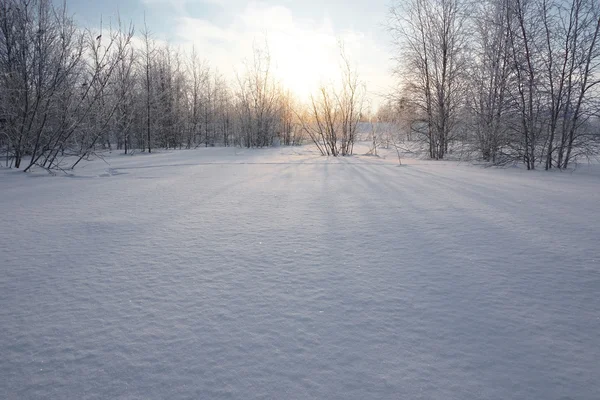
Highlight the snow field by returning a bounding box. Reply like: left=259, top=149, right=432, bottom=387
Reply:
left=1, top=146, right=599, bottom=399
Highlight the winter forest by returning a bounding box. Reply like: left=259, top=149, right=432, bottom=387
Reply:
left=386, top=0, right=600, bottom=169
left=1, top=0, right=599, bottom=171
left=2, top=1, right=600, bottom=399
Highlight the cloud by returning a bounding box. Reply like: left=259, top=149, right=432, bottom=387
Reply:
left=145, top=1, right=393, bottom=107
left=140, top=0, right=188, bottom=14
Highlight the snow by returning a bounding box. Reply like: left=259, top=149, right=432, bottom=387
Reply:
left=1, top=145, right=599, bottom=399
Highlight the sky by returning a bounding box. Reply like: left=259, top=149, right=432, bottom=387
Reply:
left=65, top=0, right=396, bottom=109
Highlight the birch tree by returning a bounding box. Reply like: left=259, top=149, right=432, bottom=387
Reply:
left=389, top=0, right=469, bottom=160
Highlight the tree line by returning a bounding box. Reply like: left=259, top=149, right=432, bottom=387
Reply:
left=386, top=0, right=600, bottom=169
left=0, top=0, right=317, bottom=171
left=4, top=0, right=597, bottom=171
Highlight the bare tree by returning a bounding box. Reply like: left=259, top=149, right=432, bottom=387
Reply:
left=235, top=42, right=280, bottom=148
left=186, top=47, right=208, bottom=148
left=389, top=0, right=469, bottom=160
left=141, top=15, right=154, bottom=153
left=0, top=0, right=83, bottom=169
left=543, top=0, right=600, bottom=169
left=336, top=43, right=365, bottom=156
left=67, top=21, right=135, bottom=170
left=298, top=43, right=365, bottom=157
left=111, top=18, right=136, bottom=154
left=469, top=0, right=512, bottom=163
left=0, top=0, right=134, bottom=171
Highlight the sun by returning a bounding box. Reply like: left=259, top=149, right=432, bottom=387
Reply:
left=268, top=29, right=341, bottom=102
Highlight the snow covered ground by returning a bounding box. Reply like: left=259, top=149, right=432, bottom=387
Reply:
left=1, top=145, right=599, bottom=399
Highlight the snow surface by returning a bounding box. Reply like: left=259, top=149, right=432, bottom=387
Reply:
left=1, top=145, right=599, bottom=399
